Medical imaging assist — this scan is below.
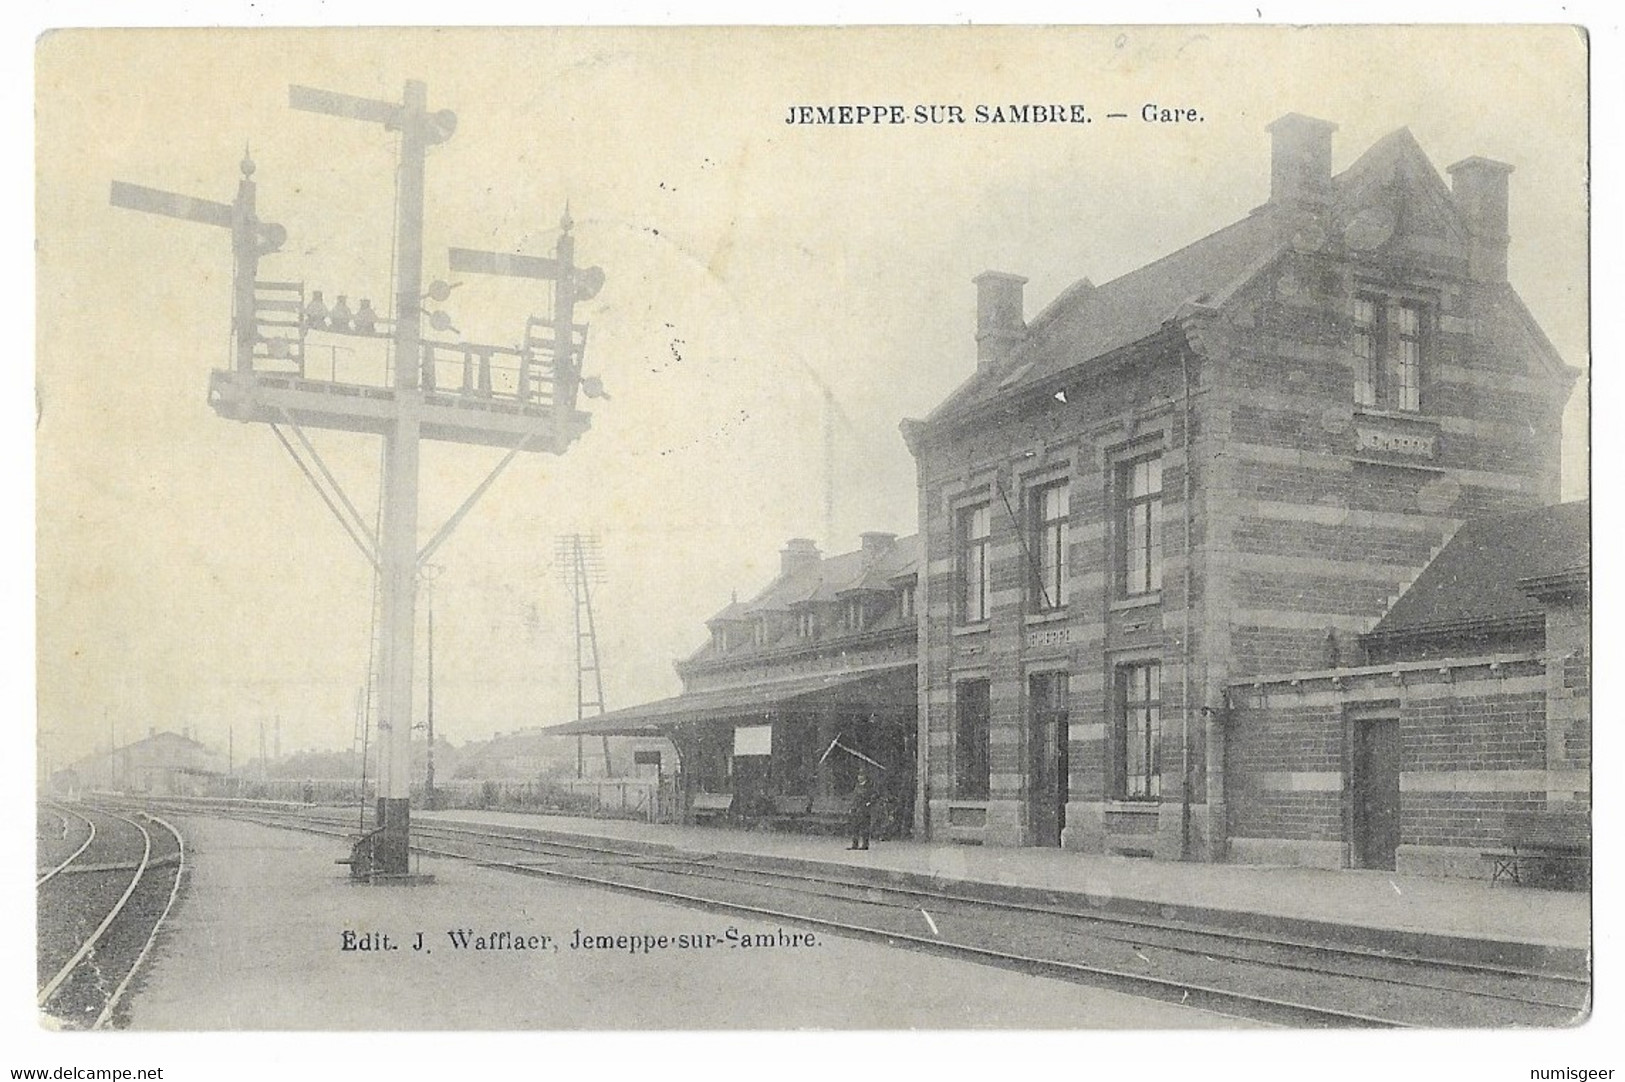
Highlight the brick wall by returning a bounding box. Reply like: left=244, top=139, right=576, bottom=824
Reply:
left=1212, top=248, right=1563, bottom=702
left=914, top=343, right=1206, bottom=846
left=908, top=147, right=1574, bottom=863
left=1402, top=691, right=1545, bottom=772
left=1224, top=656, right=1584, bottom=870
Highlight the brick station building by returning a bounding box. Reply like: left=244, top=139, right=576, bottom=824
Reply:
left=900, top=114, right=1585, bottom=873
left=1224, top=500, right=1588, bottom=876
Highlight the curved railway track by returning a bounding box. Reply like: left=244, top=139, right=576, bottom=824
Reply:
left=36, top=804, right=96, bottom=887
left=136, top=799, right=1589, bottom=1029
left=35, top=804, right=187, bottom=1030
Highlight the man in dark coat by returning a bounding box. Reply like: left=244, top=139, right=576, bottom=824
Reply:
left=848, top=766, right=877, bottom=850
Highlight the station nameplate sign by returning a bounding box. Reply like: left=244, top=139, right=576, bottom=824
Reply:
left=1026, top=625, right=1082, bottom=650
left=1353, top=418, right=1441, bottom=467
left=1356, top=425, right=1435, bottom=458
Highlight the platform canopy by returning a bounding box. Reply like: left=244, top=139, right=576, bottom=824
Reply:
left=542, top=663, right=915, bottom=737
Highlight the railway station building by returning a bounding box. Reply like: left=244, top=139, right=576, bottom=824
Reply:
left=553, top=533, right=921, bottom=832
left=62, top=729, right=230, bottom=797
left=900, top=114, right=1585, bottom=874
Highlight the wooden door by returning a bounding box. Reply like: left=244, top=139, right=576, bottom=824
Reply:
left=1028, top=672, right=1069, bottom=847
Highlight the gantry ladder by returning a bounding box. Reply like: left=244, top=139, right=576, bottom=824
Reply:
left=252, top=280, right=306, bottom=373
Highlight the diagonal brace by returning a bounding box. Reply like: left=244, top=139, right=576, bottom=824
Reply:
left=270, top=423, right=380, bottom=572
left=418, top=417, right=552, bottom=568
left=275, top=407, right=380, bottom=556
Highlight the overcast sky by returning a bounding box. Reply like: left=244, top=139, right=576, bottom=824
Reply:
left=35, top=26, right=1588, bottom=768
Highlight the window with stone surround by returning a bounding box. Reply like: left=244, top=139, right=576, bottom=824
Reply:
left=954, top=678, right=992, bottom=799
left=1353, top=294, right=1426, bottom=412
left=1115, top=661, right=1162, bottom=800
left=957, top=502, right=992, bottom=624
left=1118, top=456, right=1163, bottom=597
left=1029, top=480, right=1070, bottom=613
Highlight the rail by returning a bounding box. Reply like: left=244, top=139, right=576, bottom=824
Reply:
left=38, top=808, right=151, bottom=1009
left=95, top=813, right=187, bottom=1029
left=162, top=799, right=1587, bottom=1028
left=36, top=803, right=96, bottom=886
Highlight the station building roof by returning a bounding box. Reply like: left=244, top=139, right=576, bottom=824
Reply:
left=706, top=533, right=920, bottom=624
left=1366, top=499, right=1589, bottom=643
left=542, top=663, right=914, bottom=737
left=927, top=127, right=1570, bottom=426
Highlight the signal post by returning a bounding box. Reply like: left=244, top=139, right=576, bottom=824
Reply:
left=114, top=79, right=606, bottom=879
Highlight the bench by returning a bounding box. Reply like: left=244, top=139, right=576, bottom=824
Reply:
left=768, top=794, right=813, bottom=828
left=689, top=792, right=735, bottom=824
left=1483, top=811, right=1590, bottom=890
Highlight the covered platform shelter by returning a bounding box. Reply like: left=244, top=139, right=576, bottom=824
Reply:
left=546, top=662, right=916, bottom=834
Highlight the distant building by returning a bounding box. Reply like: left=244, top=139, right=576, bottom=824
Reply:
left=901, top=113, right=1584, bottom=873
left=451, top=729, right=573, bottom=779
left=451, top=727, right=648, bottom=780
left=554, top=533, right=920, bottom=827
left=67, top=730, right=229, bottom=797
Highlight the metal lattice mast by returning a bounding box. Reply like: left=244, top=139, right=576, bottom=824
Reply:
left=555, top=534, right=610, bottom=776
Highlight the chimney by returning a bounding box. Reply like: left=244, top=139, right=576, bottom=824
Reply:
left=974, top=271, right=1028, bottom=370
left=780, top=538, right=821, bottom=578
left=1447, top=157, right=1514, bottom=282
left=1266, top=113, right=1337, bottom=210
left=860, top=531, right=897, bottom=558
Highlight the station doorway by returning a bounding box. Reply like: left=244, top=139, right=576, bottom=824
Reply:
left=1351, top=716, right=1401, bottom=870
left=1027, top=671, right=1069, bottom=847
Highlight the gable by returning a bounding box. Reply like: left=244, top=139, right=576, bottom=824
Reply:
left=1328, top=128, right=1467, bottom=256
left=1487, top=289, right=1581, bottom=385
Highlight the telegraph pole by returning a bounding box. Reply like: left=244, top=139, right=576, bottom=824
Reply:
left=422, top=564, right=442, bottom=807
left=426, top=604, right=436, bottom=803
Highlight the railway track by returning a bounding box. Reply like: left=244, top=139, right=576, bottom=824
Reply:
left=36, top=803, right=187, bottom=1030
left=36, top=804, right=96, bottom=887
left=133, top=799, right=1589, bottom=1029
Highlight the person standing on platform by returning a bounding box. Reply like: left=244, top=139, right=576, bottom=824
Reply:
left=848, top=766, right=877, bottom=851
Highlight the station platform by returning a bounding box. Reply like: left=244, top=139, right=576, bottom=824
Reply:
left=120, top=813, right=1252, bottom=1029
left=421, top=808, right=1592, bottom=968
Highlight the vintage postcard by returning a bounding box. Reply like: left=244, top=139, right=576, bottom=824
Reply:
left=26, top=19, right=1600, bottom=1077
